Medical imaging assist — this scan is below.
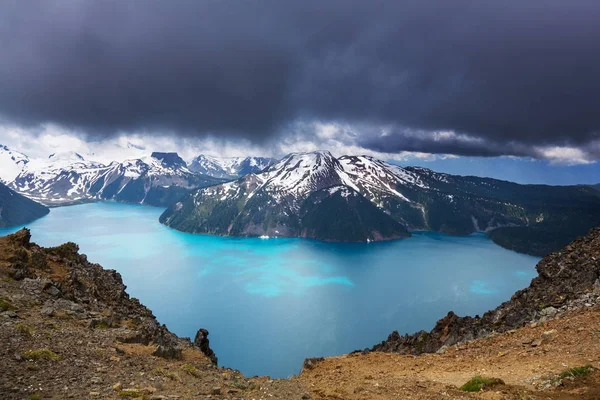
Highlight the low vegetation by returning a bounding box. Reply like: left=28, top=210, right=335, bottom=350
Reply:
left=180, top=363, right=200, bottom=377
left=22, top=348, right=62, bottom=361
left=459, top=376, right=504, bottom=392
left=559, top=365, right=595, bottom=380
left=117, top=390, right=145, bottom=398
left=16, top=322, right=34, bottom=337
left=0, top=297, right=16, bottom=311
left=151, top=366, right=181, bottom=382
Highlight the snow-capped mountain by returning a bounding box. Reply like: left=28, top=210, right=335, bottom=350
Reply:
left=188, top=155, right=275, bottom=178
left=0, top=145, right=30, bottom=184
left=160, top=151, right=410, bottom=241
left=9, top=152, right=224, bottom=207
left=160, top=150, right=600, bottom=254
left=87, top=152, right=224, bottom=206
left=10, top=152, right=106, bottom=205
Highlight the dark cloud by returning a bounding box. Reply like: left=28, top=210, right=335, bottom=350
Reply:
left=1, top=0, right=600, bottom=158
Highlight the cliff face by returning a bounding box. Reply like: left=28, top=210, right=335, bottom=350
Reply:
left=372, top=227, right=600, bottom=354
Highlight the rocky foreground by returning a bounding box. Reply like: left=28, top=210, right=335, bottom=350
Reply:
left=372, top=227, right=600, bottom=355
left=0, top=229, right=309, bottom=399
left=1, top=228, right=600, bottom=399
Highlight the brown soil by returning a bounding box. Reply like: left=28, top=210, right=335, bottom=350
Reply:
left=298, top=305, right=600, bottom=399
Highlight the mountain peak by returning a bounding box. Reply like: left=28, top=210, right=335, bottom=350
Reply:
left=48, top=151, right=85, bottom=162
left=151, top=152, right=186, bottom=169
left=0, top=145, right=29, bottom=183
left=188, top=154, right=275, bottom=178
left=285, top=150, right=334, bottom=160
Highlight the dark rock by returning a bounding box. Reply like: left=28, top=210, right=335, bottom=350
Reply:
left=194, top=328, right=218, bottom=365
left=152, top=344, right=182, bottom=359
left=151, top=325, right=183, bottom=359
left=301, top=357, right=324, bottom=372
left=8, top=228, right=32, bottom=247
left=42, top=281, right=62, bottom=297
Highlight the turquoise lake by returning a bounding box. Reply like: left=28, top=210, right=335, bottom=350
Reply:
left=0, top=202, right=540, bottom=378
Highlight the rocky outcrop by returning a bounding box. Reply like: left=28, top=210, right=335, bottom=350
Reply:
left=2, top=228, right=194, bottom=360
left=372, top=227, right=600, bottom=354
left=194, top=328, right=218, bottom=365
left=0, top=229, right=311, bottom=400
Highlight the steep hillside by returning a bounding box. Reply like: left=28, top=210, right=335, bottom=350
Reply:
left=161, top=151, right=600, bottom=253
left=0, top=229, right=309, bottom=399
left=297, top=226, right=600, bottom=399
left=0, top=182, right=49, bottom=228
left=299, top=307, right=600, bottom=399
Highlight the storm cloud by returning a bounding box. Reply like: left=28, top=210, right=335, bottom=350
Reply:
left=1, top=0, right=600, bottom=159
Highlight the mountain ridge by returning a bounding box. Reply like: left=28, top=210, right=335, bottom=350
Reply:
left=8, top=151, right=224, bottom=207
left=160, top=151, right=411, bottom=242
left=0, top=182, right=49, bottom=228
left=188, top=154, right=275, bottom=178
left=160, top=151, right=600, bottom=254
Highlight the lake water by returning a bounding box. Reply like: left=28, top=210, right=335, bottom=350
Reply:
left=0, top=202, right=539, bottom=378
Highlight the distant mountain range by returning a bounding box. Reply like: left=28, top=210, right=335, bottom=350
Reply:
left=161, top=150, right=600, bottom=255
left=5, top=151, right=223, bottom=207
left=188, top=155, right=275, bottom=178
left=0, top=181, right=49, bottom=228
left=0, top=145, right=30, bottom=184
left=0, top=146, right=277, bottom=207
left=2, top=144, right=600, bottom=256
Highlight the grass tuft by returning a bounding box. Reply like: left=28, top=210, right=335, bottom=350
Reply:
left=22, top=348, right=61, bottom=361
left=0, top=298, right=16, bottom=311
left=152, top=366, right=181, bottom=382
left=460, top=376, right=504, bottom=392
left=16, top=323, right=34, bottom=337
left=180, top=363, right=200, bottom=377
left=117, top=390, right=144, bottom=398
left=559, top=365, right=595, bottom=380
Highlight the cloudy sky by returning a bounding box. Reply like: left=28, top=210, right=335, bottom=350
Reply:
left=1, top=1, right=599, bottom=183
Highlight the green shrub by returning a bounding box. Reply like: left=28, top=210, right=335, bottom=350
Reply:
left=560, top=365, right=595, bottom=379
left=16, top=323, right=34, bottom=337
left=459, top=376, right=504, bottom=392
left=180, top=363, right=200, bottom=377
left=151, top=367, right=181, bottom=381
left=22, top=348, right=61, bottom=361
left=117, top=390, right=144, bottom=398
